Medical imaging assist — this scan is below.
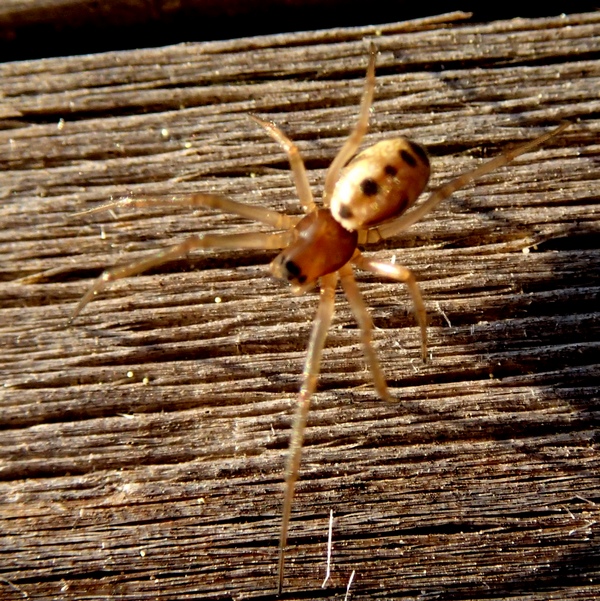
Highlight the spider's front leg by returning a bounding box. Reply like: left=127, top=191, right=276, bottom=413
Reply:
left=69, top=230, right=293, bottom=322
left=250, top=115, right=316, bottom=213
left=72, top=193, right=297, bottom=230
left=277, top=272, right=338, bottom=594
left=68, top=192, right=299, bottom=321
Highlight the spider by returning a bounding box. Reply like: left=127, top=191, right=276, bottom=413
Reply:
left=69, top=44, right=568, bottom=593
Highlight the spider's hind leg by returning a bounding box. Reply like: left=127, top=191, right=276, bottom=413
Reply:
left=323, top=43, right=377, bottom=204
left=373, top=122, right=571, bottom=241
left=339, top=262, right=391, bottom=401
left=353, top=251, right=428, bottom=363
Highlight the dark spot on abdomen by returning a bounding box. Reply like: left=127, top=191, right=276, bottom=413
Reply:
left=399, top=149, right=417, bottom=168
left=360, top=177, right=379, bottom=196
left=338, top=205, right=354, bottom=219
left=407, top=140, right=430, bottom=167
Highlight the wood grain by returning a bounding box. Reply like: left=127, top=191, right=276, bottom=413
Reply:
left=1, top=11, right=599, bottom=600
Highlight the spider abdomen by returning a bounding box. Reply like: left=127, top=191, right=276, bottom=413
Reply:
left=330, top=138, right=431, bottom=231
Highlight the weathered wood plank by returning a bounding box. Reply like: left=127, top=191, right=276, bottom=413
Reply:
left=1, top=11, right=599, bottom=600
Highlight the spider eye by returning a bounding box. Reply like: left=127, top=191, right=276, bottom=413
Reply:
left=283, top=260, right=307, bottom=284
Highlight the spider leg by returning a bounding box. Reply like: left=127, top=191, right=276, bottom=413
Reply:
left=72, top=193, right=297, bottom=230
left=339, top=262, right=391, bottom=401
left=250, top=114, right=316, bottom=213
left=322, top=43, right=377, bottom=205
left=368, top=122, right=570, bottom=242
left=69, top=231, right=292, bottom=322
left=352, top=252, right=428, bottom=362
left=278, top=272, right=338, bottom=594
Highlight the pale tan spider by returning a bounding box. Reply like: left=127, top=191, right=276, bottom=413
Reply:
left=70, top=44, right=568, bottom=593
